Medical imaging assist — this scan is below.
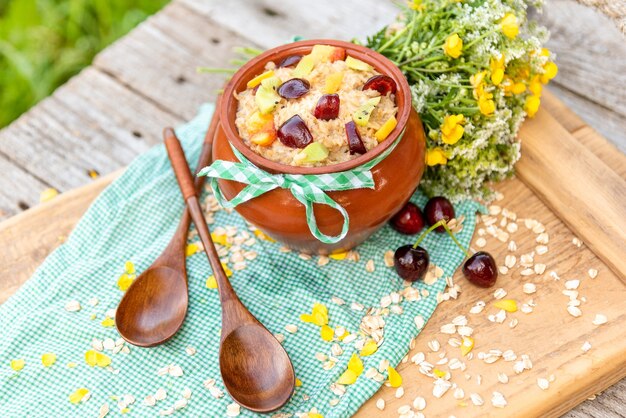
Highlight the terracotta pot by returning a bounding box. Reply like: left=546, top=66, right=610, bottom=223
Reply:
left=212, top=39, right=425, bottom=254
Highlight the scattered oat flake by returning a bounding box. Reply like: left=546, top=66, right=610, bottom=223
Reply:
left=470, top=393, right=484, bottom=406
left=491, top=392, right=507, bottom=408
left=523, top=283, right=537, bottom=294
left=432, top=379, right=452, bottom=398
left=537, top=378, right=550, bottom=390
left=588, top=268, right=598, bottom=279
left=581, top=341, right=592, bottom=352
left=395, top=386, right=404, bottom=398
left=375, top=398, right=385, bottom=410
left=476, top=237, right=487, bottom=248
left=285, top=324, right=298, bottom=334
left=565, top=280, right=580, bottom=290
left=498, top=373, right=509, bottom=383
left=414, top=315, right=425, bottom=329
left=226, top=402, right=240, bottom=417
left=592, top=314, right=608, bottom=325
left=567, top=306, right=582, bottom=317
left=572, top=237, right=583, bottom=247
left=98, top=403, right=110, bottom=418
left=65, top=300, right=81, bottom=312
left=493, top=288, right=507, bottom=299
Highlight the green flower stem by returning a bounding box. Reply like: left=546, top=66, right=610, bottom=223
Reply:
left=377, top=20, right=416, bottom=53
left=463, top=27, right=499, bottom=50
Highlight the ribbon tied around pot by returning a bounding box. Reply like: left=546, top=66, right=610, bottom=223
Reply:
left=198, top=132, right=403, bottom=244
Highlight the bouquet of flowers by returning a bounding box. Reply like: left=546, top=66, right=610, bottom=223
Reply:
left=365, top=0, right=558, bottom=201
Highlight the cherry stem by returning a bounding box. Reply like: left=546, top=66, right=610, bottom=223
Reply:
left=412, top=219, right=471, bottom=258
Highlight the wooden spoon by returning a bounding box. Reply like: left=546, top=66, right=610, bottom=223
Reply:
left=163, top=128, right=295, bottom=413
left=116, top=102, right=221, bottom=347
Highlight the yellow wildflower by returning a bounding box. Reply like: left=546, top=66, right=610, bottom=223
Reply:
left=500, top=13, right=519, bottom=39
left=300, top=303, right=329, bottom=326
left=320, top=325, right=334, bottom=341
left=308, top=413, right=323, bottom=418
left=478, top=93, right=496, bottom=115
left=328, top=250, right=348, bottom=260
left=408, top=0, right=425, bottom=10
left=10, top=359, right=25, bottom=371
left=101, top=317, right=115, bottom=328
left=347, top=353, right=364, bottom=375
left=253, top=229, right=276, bottom=242
left=443, top=34, right=463, bottom=59
left=41, top=353, right=57, bottom=367
left=489, top=55, right=505, bottom=86
left=540, top=47, right=551, bottom=57
left=426, top=148, right=447, bottom=166
left=69, top=388, right=90, bottom=404
left=206, top=263, right=233, bottom=288
left=295, top=378, right=303, bottom=387
left=529, top=75, right=543, bottom=97
left=470, top=71, right=487, bottom=99
left=433, top=368, right=447, bottom=378
left=337, top=369, right=357, bottom=385
left=494, top=299, right=518, bottom=312
left=440, top=114, right=465, bottom=145
left=524, top=95, right=541, bottom=117
left=117, top=273, right=134, bottom=291
left=40, top=188, right=59, bottom=203
left=461, top=337, right=474, bottom=356
left=85, top=350, right=111, bottom=367
left=185, top=242, right=201, bottom=256
left=387, top=366, right=402, bottom=387
left=540, top=61, right=558, bottom=84
left=360, top=340, right=378, bottom=356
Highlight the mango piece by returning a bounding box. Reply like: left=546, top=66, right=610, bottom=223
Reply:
left=353, top=96, right=381, bottom=127
left=323, top=72, right=344, bottom=94
left=374, top=116, right=398, bottom=142
left=250, top=131, right=276, bottom=146
left=346, top=56, right=372, bottom=71
left=69, top=388, right=89, bottom=404
left=255, top=76, right=281, bottom=114
left=246, top=70, right=275, bottom=89
left=296, top=142, right=329, bottom=163
left=311, top=44, right=346, bottom=63
left=246, top=111, right=274, bottom=132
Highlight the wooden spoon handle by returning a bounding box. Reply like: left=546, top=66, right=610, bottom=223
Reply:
left=164, top=130, right=240, bottom=304
left=164, top=128, right=196, bottom=200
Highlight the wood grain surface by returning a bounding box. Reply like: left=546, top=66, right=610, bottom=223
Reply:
left=0, top=0, right=624, bottom=415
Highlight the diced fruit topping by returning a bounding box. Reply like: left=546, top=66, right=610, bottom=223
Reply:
left=352, top=96, right=381, bottom=127
left=463, top=251, right=498, bottom=288
left=323, top=71, right=344, bottom=94
left=296, top=142, right=329, bottom=163
left=247, top=70, right=275, bottom=89
left=292, top=54, right=316, bottom=78
left=250, top=131, right=276, bottom=146
left=390, top=202, right=425, bottom=234
left=277, top=115, right=314, bottom=148
left=278, top=55, right=303, bottom=68
left=345, top=56, right=372, bottom=71
left=374, top=116, right=398, bottom=142
left=246, top=111, right=274, bottom=132
left=311, top=44, right=346, bottom=63
left=344, top=121, right=367, bottom=155
left=314, top=94, right=340, bottom=121
left=246, top=111, right=276, bottom=146
left=424, top=196, right=455, bottom=232
left=255, top=76, right=281, bottom=114
left=278, top=78, right=311, bottom=99
left=363, top=75, right=397, bottom=96
left=394, top=245, right=429, bottom=282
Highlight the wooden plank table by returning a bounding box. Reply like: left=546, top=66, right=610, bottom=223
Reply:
left=1, top=0, right=624, bottom=416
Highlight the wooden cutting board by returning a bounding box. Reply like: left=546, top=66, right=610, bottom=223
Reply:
left=0, top=91, right=624, bottom=417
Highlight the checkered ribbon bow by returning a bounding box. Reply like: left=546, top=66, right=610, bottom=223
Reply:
left=198, top=133, right=403, bottom=244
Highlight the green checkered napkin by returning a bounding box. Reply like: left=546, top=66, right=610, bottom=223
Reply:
left=0, top=104, right=481, bottom=417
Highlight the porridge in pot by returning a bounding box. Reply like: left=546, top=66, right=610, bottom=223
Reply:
left=235, top=44, right=400, bottom=167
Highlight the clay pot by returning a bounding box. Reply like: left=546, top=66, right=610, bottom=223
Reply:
left=212, top=39, right=425, bottom=254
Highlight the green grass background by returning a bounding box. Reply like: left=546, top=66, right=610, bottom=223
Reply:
left=0, top=0, right=169, bottom=128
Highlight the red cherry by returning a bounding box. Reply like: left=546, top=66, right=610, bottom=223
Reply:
left=463, top=251, right=498, bottom=287
left=390, top=202, right=425, bottom=234
left=424, top=196, right=455, bottom=233
left=278, top=78, right=310, bottom=99
left=278, top=55, right=303, bottom=67
left=277, top=115, right=314, bottom=148
left=313, top=94, right=340, bottom=120
left=344, top=121, right=366, bottom=155
left=363, top=75, right=397, bottom=96
left=394, top=245, right=429, bottom=282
